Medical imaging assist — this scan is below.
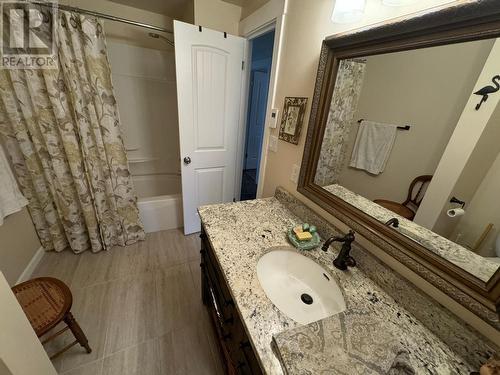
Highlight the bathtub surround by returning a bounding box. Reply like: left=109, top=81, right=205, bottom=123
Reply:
left=107, top=41, right=183, bottom=233
left=138, top=194, right=183, bottom=233
left=60, top=0, right=176, bottom=49
left=0, top=11, right=144, bottom=253
left=198, top=187, right=495, bottom=374
left=315, top=59, right=366, bottom=186
left=107, top=41, right=181, bottom=198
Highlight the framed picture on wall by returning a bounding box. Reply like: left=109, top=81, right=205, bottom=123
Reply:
left=279, top=97, right=308, bottom=145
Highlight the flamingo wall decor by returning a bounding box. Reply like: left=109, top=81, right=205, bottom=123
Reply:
left=473, top=75, right=500, bottom=110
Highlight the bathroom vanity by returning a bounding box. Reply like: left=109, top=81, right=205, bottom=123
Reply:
left=198, top=188, right=495, bottom=374
left=198, top=2, right=500, bottom=373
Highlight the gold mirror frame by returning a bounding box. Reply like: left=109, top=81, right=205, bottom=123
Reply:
left=298, top=0, right=500, bottom=328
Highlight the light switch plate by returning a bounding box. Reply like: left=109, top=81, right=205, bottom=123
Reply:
left=269, top=135, right=278, bottom=152
left=269, top=108, right=279, bottom=128
left=290, top=164, right=300, bottom=184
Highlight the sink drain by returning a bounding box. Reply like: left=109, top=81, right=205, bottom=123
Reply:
left=300, top=293, right=313, bottom=305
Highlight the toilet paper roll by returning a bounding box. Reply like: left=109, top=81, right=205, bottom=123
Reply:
left=447, top=208, right=465, bottom=218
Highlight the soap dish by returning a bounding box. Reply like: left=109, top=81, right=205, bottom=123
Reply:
left=287, top=227, right=321, bottom=250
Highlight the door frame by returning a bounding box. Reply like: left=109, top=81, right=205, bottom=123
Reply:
left=236, top=0, right=286, bottom=199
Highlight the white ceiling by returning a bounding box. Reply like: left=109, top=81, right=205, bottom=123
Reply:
left=108, top=0, right=191, bottom=19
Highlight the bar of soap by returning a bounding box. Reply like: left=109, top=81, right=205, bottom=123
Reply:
left=296, top=231, right=313, bottom=241
left=293, top=225, right=303, bottom=235
left=309, top=225, right=317, bottom=234
left=302, top=223, right=310, bottom=232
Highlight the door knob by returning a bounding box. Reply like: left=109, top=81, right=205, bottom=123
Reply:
left=183, top=156, right=191, bottom=165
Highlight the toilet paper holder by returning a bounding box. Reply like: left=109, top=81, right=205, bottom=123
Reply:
left=450, top=196, right=466, bottom=208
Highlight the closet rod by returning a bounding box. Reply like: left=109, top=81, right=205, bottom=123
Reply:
left=31, top=1, right=173, bottom=34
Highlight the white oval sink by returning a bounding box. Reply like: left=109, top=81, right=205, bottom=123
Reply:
left=256, top=248, right=346, bottom=325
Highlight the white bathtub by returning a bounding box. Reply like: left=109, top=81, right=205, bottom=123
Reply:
left=133, top=174, right=183, bottom=233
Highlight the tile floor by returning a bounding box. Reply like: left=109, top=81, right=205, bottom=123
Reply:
left=31, top=229, right=224, bottom=375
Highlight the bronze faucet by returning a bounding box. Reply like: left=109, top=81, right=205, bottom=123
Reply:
left=385, top=218, right=399, bottom=228
left=322, top=230, right=356, bottom=270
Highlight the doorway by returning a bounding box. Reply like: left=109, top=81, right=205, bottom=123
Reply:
left=240, top=30, right=275, bottom=201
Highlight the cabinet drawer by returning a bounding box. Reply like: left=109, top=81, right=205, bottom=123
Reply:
left=201, top=235, right=234, bottom=310
left=205, top=269, right=234, bottom=337
left=200, top=227, right=263, bottom=375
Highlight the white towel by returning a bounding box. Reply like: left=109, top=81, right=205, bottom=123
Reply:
left=0, top=143, right=28, bottom=225
left=349, top=121, right=397, bottom=175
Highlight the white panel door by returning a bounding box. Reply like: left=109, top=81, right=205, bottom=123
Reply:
left=174, top=21, right=245, bottom=234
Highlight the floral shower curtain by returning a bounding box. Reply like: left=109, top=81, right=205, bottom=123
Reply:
left=0, top=10, right=145, bottom=253
left=315, top=59, right=367, bottom=186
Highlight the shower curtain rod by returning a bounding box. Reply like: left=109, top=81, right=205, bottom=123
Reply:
left=31, top=2, right=173, bottom=34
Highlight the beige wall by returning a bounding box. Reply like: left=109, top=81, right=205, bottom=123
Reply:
left=433, top=103, right=500, bottom=241
left=0, top=358, right=13, bottom=375
left=183, top=0, right=195, bottom=24
left=258, top=0, right=499, bottom=343
left=338, top=40, right=493, bottom=202
left=0, top=208, right=40, bottom=286
left=261, top=0, right=464, bottom=200
left=0, top=272, right=57, bottom=374
left=240, top=0, right=270, bottom=20
left=194, top=0, right=242, bottom=35
left=450, top=149, right=500, bottom=256
left=415, top=40, right=500, bottom=229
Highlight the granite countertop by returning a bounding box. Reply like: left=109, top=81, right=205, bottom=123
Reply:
left=198, top=196, right=476, bottom=374
left=323, top=184, right=499, bottom=282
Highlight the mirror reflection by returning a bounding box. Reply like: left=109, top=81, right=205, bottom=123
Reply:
left=314, top=37, right=500, bottom=281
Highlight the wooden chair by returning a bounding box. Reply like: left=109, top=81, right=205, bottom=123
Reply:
left=12, top=277, right=91, bottom=359
left=373, top=175, right=432, bottom=221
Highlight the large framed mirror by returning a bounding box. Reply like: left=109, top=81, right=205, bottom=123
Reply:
left=298, top=0, right=500, bottom=327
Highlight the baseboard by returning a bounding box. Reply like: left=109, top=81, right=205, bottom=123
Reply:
left=16, top=246, right=45, bottom=284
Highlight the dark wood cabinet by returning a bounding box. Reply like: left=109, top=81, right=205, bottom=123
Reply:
left=200, top=228, right=263, bottom=375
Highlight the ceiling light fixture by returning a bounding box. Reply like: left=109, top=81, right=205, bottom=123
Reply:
left=331, top=0, right=366, bottom=24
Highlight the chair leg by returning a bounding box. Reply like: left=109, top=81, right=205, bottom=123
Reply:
left=64, top=312, right=92, bottom=354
